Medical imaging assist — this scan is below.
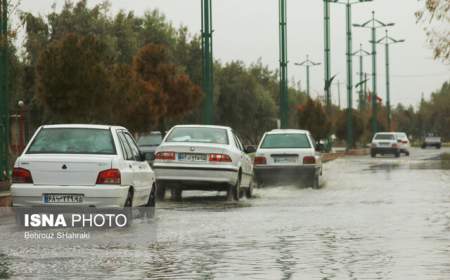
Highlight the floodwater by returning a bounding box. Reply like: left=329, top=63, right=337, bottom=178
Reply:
left=0, top=148, right=449, bottom=279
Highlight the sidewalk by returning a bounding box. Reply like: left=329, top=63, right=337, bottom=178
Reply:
left=322, top=148, right=369, bottom=163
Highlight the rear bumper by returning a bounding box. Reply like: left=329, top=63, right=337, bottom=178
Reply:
left=11, top=184, right=129, bottom=208
left=153, top=164, right=239, bottom=188
left=254, top=165, right=320, bottom=185
left=371, top=147, right=399, bottom=154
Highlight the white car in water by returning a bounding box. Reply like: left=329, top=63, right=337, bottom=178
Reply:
left=153, top=125, right=254, bottom=201
left=253, top=129, right=322, bottom=189
left=370, top=132, right=401, bottom=158
left=11, top=124, right=156, bottom=208
left=396, top=132, right=410, bottom=156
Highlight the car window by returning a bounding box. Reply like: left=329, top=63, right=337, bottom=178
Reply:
left=27, top=128, right=116, bottom=155
left=124, top=133, right=141, bottom=161
left=374, top=134, right=395, bottom=140
left=138, top=134, right=162, bottom=146
left=233, top=134, right=244, bottom=151
left=260, top=133, right=311, bottom=149
left=118, top=132, right=134, bottom=160
left=397, top=134, right=408, bottom=140
left=166, top=127, right=229, bottom=144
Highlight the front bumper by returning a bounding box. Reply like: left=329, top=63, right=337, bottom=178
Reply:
left=254, top=165, right=320, bottom=185
left=153, top=164, right=239, bottom=189
left=11, top=184, right=129, bottom=208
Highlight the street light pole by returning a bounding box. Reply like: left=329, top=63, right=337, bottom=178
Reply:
left=331, top=0, right=372, bottom=150
left=201, top=0, right=214, bottom=125
left=294, top=55, right=321, bottom=98
left=0, top=0, right=9, bottom=181
left=354, top=11, right=394, bottom=135
left=377, top=30, right=404, bottom=131
left=353, top=44, right=370, bottom=111
left=279, top=0, right=288, bottom=129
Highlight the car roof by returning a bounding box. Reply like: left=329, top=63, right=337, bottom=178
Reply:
left=171, top=124, right=231, bottom=130
left=267, top=129, right=310, bottom=134
left=375, top=132, right=396, bottom=135
left=41, top=124, right=126, bottom=130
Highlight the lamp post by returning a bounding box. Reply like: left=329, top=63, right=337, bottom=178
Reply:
left=376, top=30, right=404, bottom=131
left=0, top=0, right=9, bottom=181
left=354, top=11, right=394, bottom=135
left=329, top=0, right=372, bottom=150
left=201, top=0, right=214, bottom=125
left=353, top=44, right=370, bottom=110
left=279, top=0, right=288, bottom=128
left=294, top=55, right=321, bottom=98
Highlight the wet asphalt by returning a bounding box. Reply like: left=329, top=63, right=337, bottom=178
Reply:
left=0, top=147, right=449, bottom=280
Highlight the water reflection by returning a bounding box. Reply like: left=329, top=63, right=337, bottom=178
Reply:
left=0, top=253, right=10, bottom=279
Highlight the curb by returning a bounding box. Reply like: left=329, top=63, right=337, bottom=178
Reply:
left=0, top=191, right=11, bottom=207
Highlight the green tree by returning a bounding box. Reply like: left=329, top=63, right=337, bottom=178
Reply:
left=36, top=33, right=111, bottom=123
left=335, top=109, right=365, bottom=146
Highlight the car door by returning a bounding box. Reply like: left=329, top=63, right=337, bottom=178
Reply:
left=233, top=132, right=253, bottom=187
left=116, top=131, right=137, bottom=200
left=123, top=131, right=153, bottom=206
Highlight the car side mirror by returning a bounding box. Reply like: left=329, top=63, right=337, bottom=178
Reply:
left=245, top=146, right=256, bottom=154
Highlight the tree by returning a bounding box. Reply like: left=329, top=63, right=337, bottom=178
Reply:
left=297, top=98, right=332, bottom=142
left=36, top=33, right=111, bottom=123
left=131, top=44, right=202, bottom=133
left=335, top=109, right=365, bottom=146
left=416, top=0, right=450, bottom=62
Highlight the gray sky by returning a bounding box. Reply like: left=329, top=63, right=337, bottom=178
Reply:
left=18, top=0, right=450, bottom=107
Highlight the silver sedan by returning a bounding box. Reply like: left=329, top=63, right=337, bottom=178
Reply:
left=153, top=125, right=254, bottom=201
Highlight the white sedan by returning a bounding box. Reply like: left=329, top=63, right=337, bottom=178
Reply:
left=253, top=129, right=322, bottom=188
left=11, top=124, right=156, bottom=208
left=153, top=125, right=254, bottom=201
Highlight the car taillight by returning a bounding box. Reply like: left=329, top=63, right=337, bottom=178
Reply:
left=303, top=156, right=316, bottom=165
left=155, top=152, right=176, bottom=161
left=96, top=169, right=121, bottom=185
left=402, top=141, right=408, bottom=144
left=209, top=154, right=232, bottom=162
left=254, top=156, right=267, bottom=165
left=12, top=167, right=33, bottom=184
left=392, top=143, right=398, bottom=148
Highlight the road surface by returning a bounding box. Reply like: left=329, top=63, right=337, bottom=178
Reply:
left=0, top=148, right=449, bottom=279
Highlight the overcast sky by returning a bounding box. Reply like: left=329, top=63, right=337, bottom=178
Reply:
left=18, top=0, right=450, bottom=107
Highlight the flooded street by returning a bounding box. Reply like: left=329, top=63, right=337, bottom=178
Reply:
left=1, top=148, right=449, bottom=279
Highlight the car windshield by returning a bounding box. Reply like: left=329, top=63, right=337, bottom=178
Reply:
left=138, top=134, right=162, bottom=146
left=260, top=133, right=311, bottom=149
left=397, top=134, right=408, bottom=140
left=374, top=134, right=395, bottom=140
left=166, top=127, right=229, bottom=144
left=27, top=128, right=116, bottom=155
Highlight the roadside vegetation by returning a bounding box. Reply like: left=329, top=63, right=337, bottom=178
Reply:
left=6, top=0, right=450, bottom=146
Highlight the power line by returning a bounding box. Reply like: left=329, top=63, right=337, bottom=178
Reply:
left=391, top=71, right=449, bottom=78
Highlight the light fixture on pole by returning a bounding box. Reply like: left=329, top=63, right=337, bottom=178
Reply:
left=294, top=55, right=321, bottom=98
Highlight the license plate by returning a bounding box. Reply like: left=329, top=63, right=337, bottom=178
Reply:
left=273, top=157, right=297, bottom=163
left=178, top=153, right=207, bottom=162
left=43, top=194, right=84, bottom=204
left=379, top=142, right=390, bottom=146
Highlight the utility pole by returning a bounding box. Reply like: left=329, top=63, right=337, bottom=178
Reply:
left=279, top=0, right=288, bottom=128
left=354, top=11, right=394, bottom=135
left=331, top=0, right=372, bottom=150
left=0, top=0, right=8, bottom=182
left=377, top=30, right=404, bottom=131
left=353, top=44, right=370, bottom=111
left=336, top=80, right=341, bottom=109
left=201, top=0, right=214, bottom=125
left=294, top=55, right=321, bottom=98
left=323, top=0, right=332, bottom=112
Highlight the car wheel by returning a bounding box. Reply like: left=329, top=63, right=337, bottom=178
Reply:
left=245, top=180, right=254, bottom=199
left=146, top=184, right=156, bottom=207
left=311, top=175, right=320, bottom=189
left=171, top=188, right=182, bottom=201
left=437, top=145, right=441, bottom=149
left=156, top=183, right=166, bottom=201
left=371, top=151, right=376, bottom=158
left=227, top=174, right=241, bottom=201
left=395, top=151, right=400, bottom=158
left=125, top=189, right=133, bottom=207
left=405, top=151, right=410, bottom=156
left=421, top=144, right=426, bottom=149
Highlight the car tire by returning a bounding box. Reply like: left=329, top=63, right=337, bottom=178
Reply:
left=395, top=151, right=400, bottom=158
left=227, top=174, right=241, bottom=201
left=156, top=183, right=166, bottom=201
left=405, top=151, right=410, bottom=156
left=371, top=151, right=376, bottom=158
left=125, top=189, right=133, bottom=207
left=437, top=144, right=441, bottom=149
left=146, top=184, right=156, bottom=207
left=311, top=175, right=320, bottom=189
left=245, top=180, right=254, bottom=199
left=421, top=144, right=426, bottom=149
left=171, top=188, right=182, bottom=201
